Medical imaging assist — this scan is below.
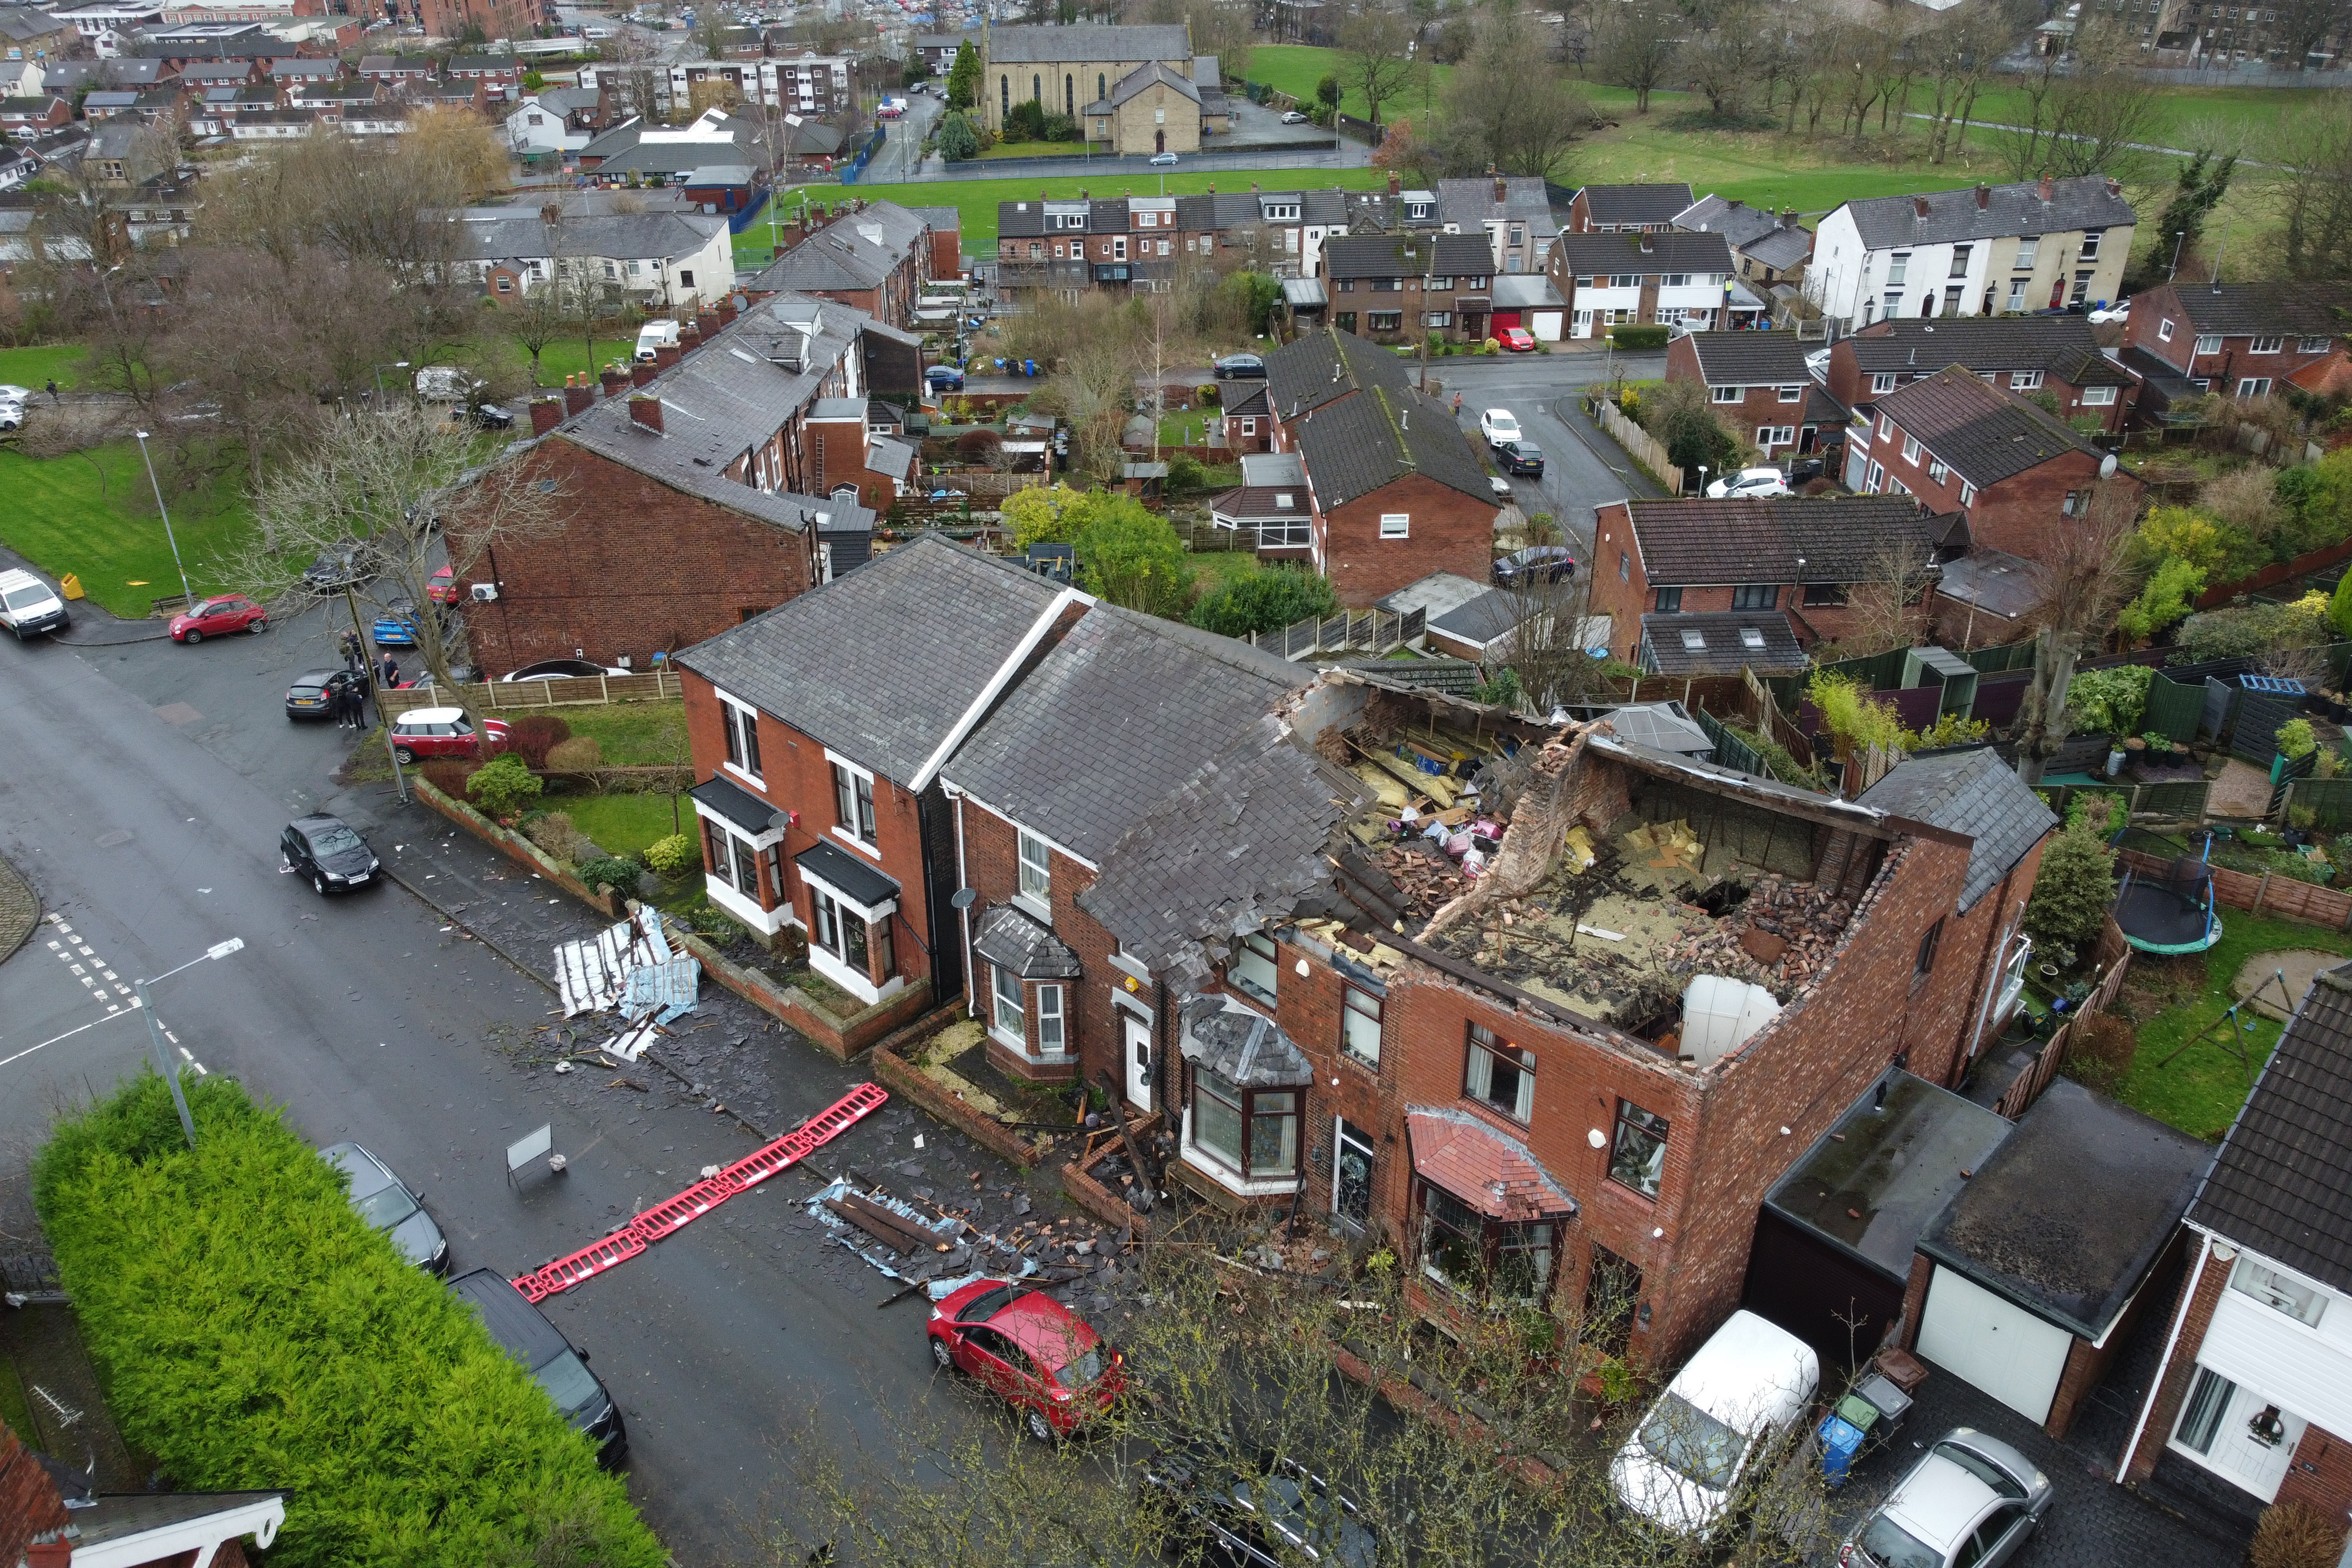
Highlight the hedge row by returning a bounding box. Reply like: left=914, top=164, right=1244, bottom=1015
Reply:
left=33, top=1072, right=666, bottom=1568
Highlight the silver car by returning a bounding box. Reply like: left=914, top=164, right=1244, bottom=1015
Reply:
left=1840, top=1427, right=2053, bottom=1568
left=322, top=1142, right=449, bottom=1275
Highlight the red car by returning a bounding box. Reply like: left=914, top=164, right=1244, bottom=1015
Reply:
left=927, top=1279, right=1125, bottom=1439
left=1498, top=327, right=1536, bottom=352
left=169, top=594, right=268, bottom=643
left=426, top=565, right=457, bottom=604
left=387, top=706, right=511, bottom=765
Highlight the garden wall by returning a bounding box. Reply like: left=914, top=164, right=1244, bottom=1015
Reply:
left=410, top=778, right=624, bottom=920
left=667, top=923, right=937, bottom=1059
left=380, top=669, right=684, bottom=718
left=870, top=1036, right=1055, bottom=1167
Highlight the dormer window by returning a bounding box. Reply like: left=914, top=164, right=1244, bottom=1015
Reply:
left=1264, top=202, right=1299, bottom=222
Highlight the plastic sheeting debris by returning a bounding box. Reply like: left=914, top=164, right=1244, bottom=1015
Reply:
left=554, top=906, right=670, bottom=1017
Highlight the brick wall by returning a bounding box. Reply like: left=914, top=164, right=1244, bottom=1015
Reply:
left=2124, top=285, right=2341, bottom=390
left=457, top=436, right=816, bottom=675
left=2123, top=1234, right=2229, bottom=1483
left=2045, top=1227, right=2186, bottom=1439
left=0, top=1418, right=69, bottom=1568
left=2278, top=1419, right=2352, bottom=1524
left=1584, top=501, right=1898, bottom=660
left=1870, top=421, right=2125, bottom=563
left=1663, top=337, right=1816, bottom=453
left=1320, top=473, right=1494, bottom=607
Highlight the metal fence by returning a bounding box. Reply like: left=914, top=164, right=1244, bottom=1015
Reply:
left=1962, top=643, right=2037, bottom=674
left=1691, top=707, right=1769, bottom=778
left=1251, top=606, right=1426, bottom=661
left=836, top=125, right=888, bottom=185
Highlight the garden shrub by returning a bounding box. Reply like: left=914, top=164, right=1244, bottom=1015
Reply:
left=417, top=758, right=478, bottom=798
left=544, top=734, right=602, bottom=771
left=1076, top=494, right=1191, bottom=617
left=644, top=832, right=699, bottom=877
left=522, top=810, right=590, bottom=862
left=2063, top=664, right=2153, bottom=735
left=502, top=713, right=572, bottom=770
left=1187, top=566, right=1339, bottom=638
left=2250, top=1502, right=2347, bottom=1568
left=1606, top=325, right=1670, bottom=350
left=2024, top=820, right=2117, bottom=949
left=32, top=1072, right=665, bottom=1568
left=2278, top=717, right=2318, bottom=758
left=578, top=854, right=642, bottom=894
left=466, top=752, right=543, bottom=819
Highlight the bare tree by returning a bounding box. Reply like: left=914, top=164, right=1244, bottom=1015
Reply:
left=1681, top=0, right=1772, bottom=120
left=1339, top=9, right=1418, bottom=127
left=1812, top=541, right=1937, bottom=662
left=2269, top=0, right=2348, bottom=70
left=2012, top=480, right=2140, bottom=784
left=1989, top=19, right=2157, bottom=181
left=1915, top=5, right=2017, bottom=165
left=1439, top=5, right=1594, bottom=178
left=2277, top=91, right=2352, bottom=280
left=237, top=406, right=570, bottom=709
left=1590, top=0, right=1679, bottom=111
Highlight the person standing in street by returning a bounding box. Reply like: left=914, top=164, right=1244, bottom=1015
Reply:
left=45, top=379, right=59, bottom=406
left=1451, top=390, right=1463, bottom=419
left=340, top=628, right=363, bottom=671
left=333, top=680, right=353, bottom=729
left=379, top=651, right=398, bottom=690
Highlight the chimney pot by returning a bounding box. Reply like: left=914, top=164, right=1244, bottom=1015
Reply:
left=2106, top=176, right=2120, bottom=197
left=529, top=396, right=563, bottom=436
left=629, top=394, right=663, bottom=433
left=1975, top=183, right=1989, bottom=209
left=600, top=367, right=625, bottom=396
left=1913, top=195, right=1930, bottom=220
left=2038, top=173, right=2054, bottom=202
left=564, top=380, right=593, bottom=416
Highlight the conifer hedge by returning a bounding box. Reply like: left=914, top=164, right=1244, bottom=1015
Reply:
left=33, top=1071, right=665, bottom=1568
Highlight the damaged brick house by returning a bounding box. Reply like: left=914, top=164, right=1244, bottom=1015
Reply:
left=457, top=292, right=920, bottom=674
left=671, top=534, right=1087, bottom=1016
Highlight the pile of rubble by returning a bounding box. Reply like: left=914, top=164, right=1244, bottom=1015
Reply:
left=1659, top=875, right=1854, bottom=1000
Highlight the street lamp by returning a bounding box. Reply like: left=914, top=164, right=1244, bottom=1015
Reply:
left=132, top=430, right=192, bottom=609
left=373, top=360, right=411, bottom=402
left=135, top=936, right=245, bottom=1149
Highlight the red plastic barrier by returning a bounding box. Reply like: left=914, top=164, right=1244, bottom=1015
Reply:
left=512, top=1081, right=888, bottom=1302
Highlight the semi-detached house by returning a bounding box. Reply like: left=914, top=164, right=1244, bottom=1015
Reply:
left=1827, top=316, right=2136, bottom=436
left=2119, top=280, right=2352, bottom=422
left=1313, top=231, right=1496, bottom=345
left=1663, top=330, right=1847, bottom=459
left=1807, top=175, right=2137, bottom=333
left=1549, top=229, right=1748, bottom=339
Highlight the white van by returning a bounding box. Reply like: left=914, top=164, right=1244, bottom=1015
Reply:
left=635, top=319, right=681, bottom=363
left=1609, top=1310, right=1819, bottom=1537
left=0, top=567, right=68, bottom=638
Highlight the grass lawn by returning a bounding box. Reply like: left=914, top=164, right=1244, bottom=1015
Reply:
left=552, top=790, right=688, bottom=858
left=0, top=442, right=253, bottom=618
left=1188, top=547, right=1258, bottom=593
left=0, top=344, right=88, bottom=392
left=799, top=168, right=1393, bottom=251
left=2105, top=911, right=2352, bottom=1140
left=1160, top=410, right=1208, bottom=446
left=1571, top=114, right=1989, bottom=215
left=1245, top=45, right=1455, bottom=125
left=542, top=700, right=689, bottom=768
left=1964, top=81, right=2316, bottom=152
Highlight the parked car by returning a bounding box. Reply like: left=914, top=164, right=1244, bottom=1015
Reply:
left=321, top=1141, right=447, bottom=1273
left=1488, top=474, right=1514, bottom=500
left=281, top=813, right=380, bottom=895
left=1214, top=353, right=1266, bottom=379
left=371, top=599, right=420, bottom=647
left=502, top=658, right=625, bottom=681
left=303, top=542, right=377, bottom=593
left=1493, top=545, right=1575, bottom=587
left=0, top=401, right=24, bottom=433
left=1610, top=1310, right=1819, bottom=1538
left=168, top=594, right=267, bottom=643
left=0, top=567, right=68, bottom=638
left=426, top=564, right=457, bottom=603
left=466, top=402, right=515, bottom=431
left=1141, top=1449, right=1379, bottom=1568
left=414, top=365, right=487, bottom=403
left=1786, top=456, right=1825, bottom=486
left=924, top=364, right=965, bottom=392
left=285, top=667, right=365, bottom=720
left=1706, top=466, right=1793, bottom=500
left=1498, top=326, right=1536, bottom=352
left=1280, top=109, right=1308, bottom=123
left=1149, top=151, right=1178, bottom=166
left=1838, top=1428, right=2052, bottom=1568
left=447, top=1268, right=627, bottom=1468
left=387, top=707, right=510, bottom=764
left=2087, top=300, right=2130, bottom=323
left=1478, top=409, right=1522, bottom=449
left=1498, top=440, right=1545, bottom=477
left=927, top=1278, right=1125, bottom=1439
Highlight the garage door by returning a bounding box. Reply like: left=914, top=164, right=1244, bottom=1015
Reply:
left=1916, top=1264, right=2073, bottom=1425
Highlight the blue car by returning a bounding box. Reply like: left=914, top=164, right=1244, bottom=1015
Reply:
left=371, top=600, right=419, bottom=646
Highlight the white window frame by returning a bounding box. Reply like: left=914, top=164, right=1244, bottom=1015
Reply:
left=2081, top=385, right=2117, bottom=405
left=1878, top=413, right=1894, bottom=439
left=2250, top=335, right=2283, bottom=354
left=1959, top=480, right=1976, bottom=506
left=1867, top=462, right=1885, bottom=492
left=1871, top=372, right=1897, bottom=394
left=2300, top=335, right=2333, bottom=353
left=1230, top=931, right=1279, bottom=1005
left=1927, top=458, right=1949, bottom=483
left=1017, top=827, right=1051, bottom=914
left=1902, top=434, right=1922, bottom=464
left=1341, top=984, right=1381, bottom=1067
left=991, top=962, right=1025, bottom=1048
left=1710, top=383, right=1742, bottom=403
left=2010, top=369, right=2043, bottom=390
left=2238, top=377, right=2273, bottom=400
left=2229, top=1254, right=2327, bottom=1327
left=801, top=868, right=900, bottom=1005
left=1778, top=385, right=1802, bottom=403
left=2193, top=333, right=2222, bottom=356
left=1036, top=982, right=1065, bottom=1055
left=717, top=690, right=763, bottom=787
left=2159, top=319, right=2175, bottom=342
left=2013, top=238, right=2037, bottom=269
left=826, top=750, right=881, bottom=857
left=1379, top=513, right=1409, bottom=539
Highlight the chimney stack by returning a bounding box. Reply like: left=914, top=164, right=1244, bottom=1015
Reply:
left=2037, top=173, right=2054, bottom=203
left=629, top=394, right=663, bottom=433
left=1495, top=172, right=1506, bottom=204
left=529, top=396, right=563, bottom=436
left=631, top=361, right=659, bottom=388
left=564, top=375, right=594, bottom=416
left=1639, top=233, right=1653, bottom=254
left=2106, top=176, right=2120, bottom=197
left=1387, top=170, right=1400, bottom=196
left=600, top=366, right=625, bottom=397
left=1779, top=208, right=1799, bottom=229
left=716, top=298, right=738, bottom=326
left=1975, top=183, right=1989, bottom=209
left=1913, top=195, right=1930, bottom=220
left=654, top=343, right=682, bottom=370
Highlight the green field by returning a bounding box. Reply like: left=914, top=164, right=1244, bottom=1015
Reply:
left=0, top=344, right=88, bottom=392
left=0, top=442, right=252, bottom=619
left=1962, top=81, right=2317, bottom=153
left=1244, top=43, right=1455, bottom=124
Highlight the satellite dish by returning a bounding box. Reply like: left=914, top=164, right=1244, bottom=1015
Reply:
left=950, top=888, right=978, bottom=910
left=767, top=811, right=792, bottom=833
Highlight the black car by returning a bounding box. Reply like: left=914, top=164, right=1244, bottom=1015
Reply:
left=1497, top=440, right=1545, bottom=477
left=469, top=402, right=515, bottom=431
left=1492, top=545, right=1576, bottom=588
left=303, top=541, right=378, bottom=594
left=1214, top=353, right=1267, bottom=380
left=281, top=814, right=380, bottom=895
left=322, top=1142, right=448, bottom=1273
left=1786, top=456, right=1825, bottom=486
left=285, top=667, right=365, bottom=720
left=925, top=365, right=965, bottom=392
left=1142, top=1451, right=1378, bottom=1568
left=447, top=1268, right=627, bottom=1469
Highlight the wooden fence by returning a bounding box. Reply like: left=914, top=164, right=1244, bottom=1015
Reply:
left=1252, top=606, right=1426, bottom=661
left=1994, top=917, right=2132, bottom=1119
left=2118, top=845, right=2352, bottom=929
left=379, top=670, right=683, bottom=718
left=1593, top=400, right=1683, bottom=493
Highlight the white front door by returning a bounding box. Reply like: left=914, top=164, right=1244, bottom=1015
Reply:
left=1122, top=1011, right=1152, bottom=1112
left=2170, top=1365, right=2307, bottom=1503
left=1916, top=1264, right=2074, bottom=1425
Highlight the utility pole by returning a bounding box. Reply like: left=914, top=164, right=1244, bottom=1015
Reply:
left=132, top=430, right=192, bottom=609
left=132, top=937, right=245, bottom=1149
left=346, top=584, right=409, bottom=803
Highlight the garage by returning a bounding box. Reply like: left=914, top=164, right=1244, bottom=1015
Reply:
left=1491, top=275, right=1567, bottom=343
left=1916, top=1263, right=2076, bottom=1423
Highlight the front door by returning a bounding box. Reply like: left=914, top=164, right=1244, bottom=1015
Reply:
left=2170, top=1365, right=2307, bottom=1502
left=1154, top=128, right=1165, bottom=153
left=1122, top=1011, right=1152, bottom=1112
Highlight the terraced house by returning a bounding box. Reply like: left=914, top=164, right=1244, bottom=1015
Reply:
left=1308, top=231, right=1497, bottom=345
left=1827, top=315, right=2136, bottom=436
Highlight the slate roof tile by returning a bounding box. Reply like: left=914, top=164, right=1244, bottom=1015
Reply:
left=1576, top=182, right=1694, bottom=227
left=1626, top=496, right=1940, bottom=586
left=1842, top=175, right=2136, bottom=251
left=1875, top=365, right=2104, bottom=489
left=1857, top=744, right=2056, bottom=911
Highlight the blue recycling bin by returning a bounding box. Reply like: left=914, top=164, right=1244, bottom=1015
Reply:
left=1818, top=1413, right=1866, bottom=1488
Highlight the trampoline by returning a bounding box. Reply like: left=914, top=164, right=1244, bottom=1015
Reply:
left=2110, top=830, right=2224, bottom=956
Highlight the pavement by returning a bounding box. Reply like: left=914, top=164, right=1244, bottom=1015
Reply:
left=0, top=571, right=1078, bottom=1565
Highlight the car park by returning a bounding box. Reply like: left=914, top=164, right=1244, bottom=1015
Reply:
left=1498, top=326, right=1536, bottom=352
left=0, top=567, right=68, bottom=638
left=1149, top=151, right=1178, bottom=165
left=927, top=1278, right=1125, bottom=1439
left=1142, top=1450, right=1379, bottom=1568
left=387, top=707, right=510, bottom=764
left=1214, top=353, right=1265, bottom=379
left=1706, top=466, right=1793, bottom=500
left=925, top=364, right=965, bottom=392
left=168, top=594, right=267, bottom=643
left=1478, top=409, right=1522, bottom=448
left=281, top=814, right=381, bottom=895
left=447, top=1268, right=627, bottom=1468
left=321, top=1141, right=447, bottom=1272
left=1498, top=440, right=1545, bottom=477
left=1610, top=1310, right=1819, bottom=1538
left=1492, top=545, right=1575, bottom=587
left=1838, top=1428, right=2052, bottom=1568
left=284, top=667, right=363, bottom=720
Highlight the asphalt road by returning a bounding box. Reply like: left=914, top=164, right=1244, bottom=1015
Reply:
left=0, top=586, right=1006, bottom=1565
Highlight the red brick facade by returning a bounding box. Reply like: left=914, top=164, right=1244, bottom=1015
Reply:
left=1663, top=336, right=1835, bottom=457
left=2123, top=1236, right=2230, bottom=1483
left=1825, top=334, right=2133, bottom=438
left=1315, top=473, right=1495, bottom=609
left=456, top=436, right=820, bottom=676
left=2123, top=282, right=2346, bottom=402
left=1852, top=412, right=2130, bottom=563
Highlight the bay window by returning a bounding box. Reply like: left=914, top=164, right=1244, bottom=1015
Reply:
left=1188, top=1066, right=1298, bottom=1180
left=992, top=963, right=1023, bottom=1041
left=1418, top=1181, right=1556, bottom=1307
left=1464, top=1023, right=1534, bottom=1121
left=811, top=885, right=894, bottom=988
left=1037, top=983, right=1065, bottom=1054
